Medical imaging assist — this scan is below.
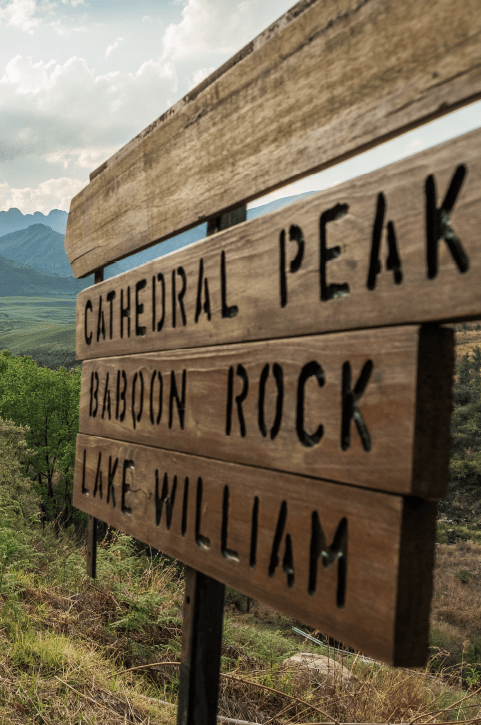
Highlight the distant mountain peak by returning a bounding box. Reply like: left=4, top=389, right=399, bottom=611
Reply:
left=0, top=207, right=68, bottom=236
left=27, top=223, right=52, bottom=231
left=3, top=207, right=23, bottom=217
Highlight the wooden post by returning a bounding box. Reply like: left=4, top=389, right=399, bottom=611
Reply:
left=177, top=206, right=246, bottom=725
left=177, top=568, right=226, bottom=725
left=86, top=267, right=104, bottom=579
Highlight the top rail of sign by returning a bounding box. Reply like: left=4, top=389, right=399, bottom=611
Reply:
left=64, top=0, right=481, bottom=279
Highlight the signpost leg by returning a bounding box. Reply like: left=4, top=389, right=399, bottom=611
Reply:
left=86, top=267, right=104, bottom=579
left=86, top=514, right=97, bottom=578
left=177, top=206, right=246, bottom=724
left=177, top=568, right=225, bottom=725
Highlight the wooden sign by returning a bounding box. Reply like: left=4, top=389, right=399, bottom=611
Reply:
left=65, top=0, right=481, bottom=685
left=79, top=326, right=454, bottom=498
left=76, top=128, right=480, bottom=360
left=74, top=433, right=437, bottom=667
left=64, top=0, right=481, bottom=279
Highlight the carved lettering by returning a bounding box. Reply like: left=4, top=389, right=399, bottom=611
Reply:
left=101, top=372, right=111, bottom=420
left=268, top=500, right=294, bottom=588
left=341, top=360, right=373, bottom=451
left=152, top=273, right=165, bottom=333
left=221, top=485, right=239, bottom=561
left=155, top=470, right=177, bottom=529
left=84, top=300, right=93, bottom=345
left=221, top=250, right=238, bottom=318
left=319, top=204, right=349, bottom=301
left=195, top=257, right=212, bottom=323
left=135, top=279, right=147, bottom=336
left=120, top=287, right=131, bottom=339
left=195, top=477, right=210, bottom=549
left=309, top=513, right=347, bottom=607
left=169, top=370, right=186, bottom=430
left=279, top=224, right=305, bottom=308
left=296, top=361, right=324, bottom=447
left=89, top=371, right=99, bottom=418
left=106, top=290, right=116, bottom=339
left=426, top=164, right=469, bottom=279
left=121, top=459, right=134, bottom=514
left=367, top=193, right=402, bottom=290
left=225, top=364, right=248, bottom=437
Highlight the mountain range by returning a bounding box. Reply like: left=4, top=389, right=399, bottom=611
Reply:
left=0, top=208, right=68, bottom=235
left=0, top=191, right=318, bottom=296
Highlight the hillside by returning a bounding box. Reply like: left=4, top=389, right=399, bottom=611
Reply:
left=0, top=224, right=127, bottom=281
left=0, top=224, right=73, bottom=276
left=0, top=255, right=89, bottom=296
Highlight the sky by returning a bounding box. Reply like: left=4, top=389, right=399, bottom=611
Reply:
left=0, top=0, right=479, bottom=215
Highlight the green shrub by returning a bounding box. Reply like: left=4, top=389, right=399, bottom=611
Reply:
left=454, top=569, right=474, bottom=583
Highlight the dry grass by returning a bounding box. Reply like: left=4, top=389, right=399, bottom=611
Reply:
left=0, top=496, right=481, bottom=724
left=452, top=323, right=481, bottom=363
left=430, top=539, right=481, bottom=686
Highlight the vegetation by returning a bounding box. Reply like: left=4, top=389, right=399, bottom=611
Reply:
left=0, top=351, right=81, bottom=529
left=0, top=327, right=479, bottom=721
left=0, top=297, right=78, bottom=370
left=0, top=424, right=479, bottom=723
left=439, top=340, right=481, bottom=526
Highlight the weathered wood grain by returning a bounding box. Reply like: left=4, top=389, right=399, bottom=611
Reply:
left=73, top=433, right=437, bottom=666
left=76, top=128, right=480, bottom=359
left=65, top=0, right=481, bottom=278
left=79, top=326, right=453, bottom=499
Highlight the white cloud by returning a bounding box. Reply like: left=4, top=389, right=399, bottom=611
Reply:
left=105, top=37, right=124, bottom=59
left=161, top=0, right=294, bottom=61
left=0, top=0, right=40, bottom=34
left=0, top=177, right=86, bottom=213
left=0, top=54, right=178, bottom=168
left=187, top=66, right=215, bottom=91
left=52, top=22, right=86, bottom=37
left=44, top=145, right=119, bottom=169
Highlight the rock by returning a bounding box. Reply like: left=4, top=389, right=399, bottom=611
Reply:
left=283, top=652, right=354, bottom=687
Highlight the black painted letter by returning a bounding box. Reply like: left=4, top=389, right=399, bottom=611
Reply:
left=169, top=370, right=186, bottom=430
left=296, top=361, right=324, bottom=447
left=135, top=279, right=147, bottom=336
left=426, top=164, right=469, bottom=279
left=279, top=225, right=305, bottom=308
left=225, top=364, right=248, bottom=437
left=309, top=513, right=347, bottom=608
left=320, top=204, right=349, bottom=301
left=341, top=360, right=372, bottom=451
left=367, top=193, right=402, bottom=290
left=221, top=250, right=239, bottom=318
left=84, top=300, right=93, bottom=345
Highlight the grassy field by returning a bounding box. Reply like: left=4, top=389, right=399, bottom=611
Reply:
left=0, top=297, right=77, bottom=368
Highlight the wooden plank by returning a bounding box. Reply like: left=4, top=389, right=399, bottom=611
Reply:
left=76, top=128, right=481, bottom=359
left=78, top=325, right=453, bottom=499
left=177, top=568, right=225, bottom=725
left=64, top=0, right=481, bottom=278
left=73, top=433, right=437, bottom=667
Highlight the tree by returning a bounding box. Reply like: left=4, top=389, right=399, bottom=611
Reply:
left=440, top=346, right=481, bottom=523
left=0, top=351, right=81, bottom=528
